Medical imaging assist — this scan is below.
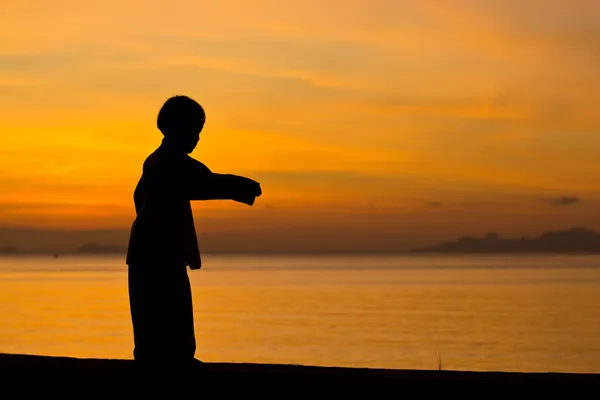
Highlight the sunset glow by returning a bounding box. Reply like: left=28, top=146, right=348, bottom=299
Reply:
left=2, top=1, right=600, bottom=251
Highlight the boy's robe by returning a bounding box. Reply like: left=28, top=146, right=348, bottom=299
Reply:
left=126, top=140, right=258, bottom=270
left=126, top=140, right=260, bottom=362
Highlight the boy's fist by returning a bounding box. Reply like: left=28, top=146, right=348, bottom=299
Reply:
left=242, top=178, right=261, bottom=197
left=233, top=177, right=261, bottom=206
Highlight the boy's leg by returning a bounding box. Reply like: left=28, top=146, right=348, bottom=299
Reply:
left=129, top=264, right=197, bottom=364
left=169, top=266, right=197, bottom=361
left=128, top=264, right=152, bottom=363
left=129, top=264, right=172, bottom=364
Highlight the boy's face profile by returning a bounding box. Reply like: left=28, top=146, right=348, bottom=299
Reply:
left=179, top=122, right=204, bottom=154
left=165, top=117, right=204, bottom=154
left=158, top=95, right=206, bottom=154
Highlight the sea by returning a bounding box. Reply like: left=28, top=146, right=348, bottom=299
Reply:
left=1, top=254, right=600, bottom=373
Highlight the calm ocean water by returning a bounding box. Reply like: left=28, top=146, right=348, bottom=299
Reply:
left=1, top=254, right=600, bottom=373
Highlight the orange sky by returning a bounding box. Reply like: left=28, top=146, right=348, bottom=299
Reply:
left=1, top=1, right=600, bottom=251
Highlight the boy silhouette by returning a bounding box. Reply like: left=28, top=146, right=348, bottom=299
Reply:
left=126, top=95, right=261, bottom=367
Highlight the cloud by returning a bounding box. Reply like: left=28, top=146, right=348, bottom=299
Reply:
left=551, top=196, right=581, bottom=206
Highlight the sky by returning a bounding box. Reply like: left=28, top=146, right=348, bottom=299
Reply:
left=1, top=1, right=600, bottom=252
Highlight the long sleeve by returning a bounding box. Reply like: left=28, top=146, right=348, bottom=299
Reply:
left=183, top=156, right=259, bottom=202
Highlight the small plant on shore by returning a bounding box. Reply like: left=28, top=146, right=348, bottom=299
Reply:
left=434, top=351, right=443, bottom=371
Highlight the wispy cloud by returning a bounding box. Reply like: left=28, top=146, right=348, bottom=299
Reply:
left=551, top=196, right=581, bottom=206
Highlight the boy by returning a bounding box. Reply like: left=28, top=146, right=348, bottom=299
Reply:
left=126, top=95, right=262, bottom=368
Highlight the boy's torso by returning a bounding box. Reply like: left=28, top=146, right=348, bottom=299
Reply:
left=126, top=145, right=202, bottom=269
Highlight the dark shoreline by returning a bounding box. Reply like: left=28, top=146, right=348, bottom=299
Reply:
left=1, top=353, right=599, bottom=394
left=3, top=252, right=600, bottom=256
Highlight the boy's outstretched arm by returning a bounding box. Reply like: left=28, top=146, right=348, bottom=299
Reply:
left=183, top=157, right=261, bottom=204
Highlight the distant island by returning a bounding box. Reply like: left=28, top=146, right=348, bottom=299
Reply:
left=410, top=227, right=600, bottom=254
left=76, top=243, right=127, bottom=254
left=0, top=245, right=19, bottom=254
left=4, top=228, right=600, bottom=255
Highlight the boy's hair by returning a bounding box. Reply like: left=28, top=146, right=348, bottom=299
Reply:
left=157, top=95, right=205, bottom=136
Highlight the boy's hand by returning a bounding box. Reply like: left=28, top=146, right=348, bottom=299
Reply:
left=240, top=178, right=262, bottom=197
left=232, top=177, right=261, bottom=205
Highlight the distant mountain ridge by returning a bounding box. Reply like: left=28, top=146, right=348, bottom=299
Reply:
left=4, top=228, right=600, bottom=255
left=0, top=245, right=19, bottom=254
left=410, top=227, right=600, bottom=254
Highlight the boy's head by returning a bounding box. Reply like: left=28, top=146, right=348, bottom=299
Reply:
left=157, top=95, right=205, bottom=153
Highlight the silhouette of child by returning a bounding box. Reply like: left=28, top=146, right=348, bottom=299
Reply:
left=126, top=95, right=262, bottom=368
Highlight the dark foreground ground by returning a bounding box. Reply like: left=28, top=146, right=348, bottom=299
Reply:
left=1, top=353, right=599, bottom=396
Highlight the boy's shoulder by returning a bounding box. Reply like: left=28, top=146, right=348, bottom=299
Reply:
left=143, top=150, right=211, bottom=173
left=184, top=154, right=212, bottom=174
left=141, top=149, right=162, bottom=170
